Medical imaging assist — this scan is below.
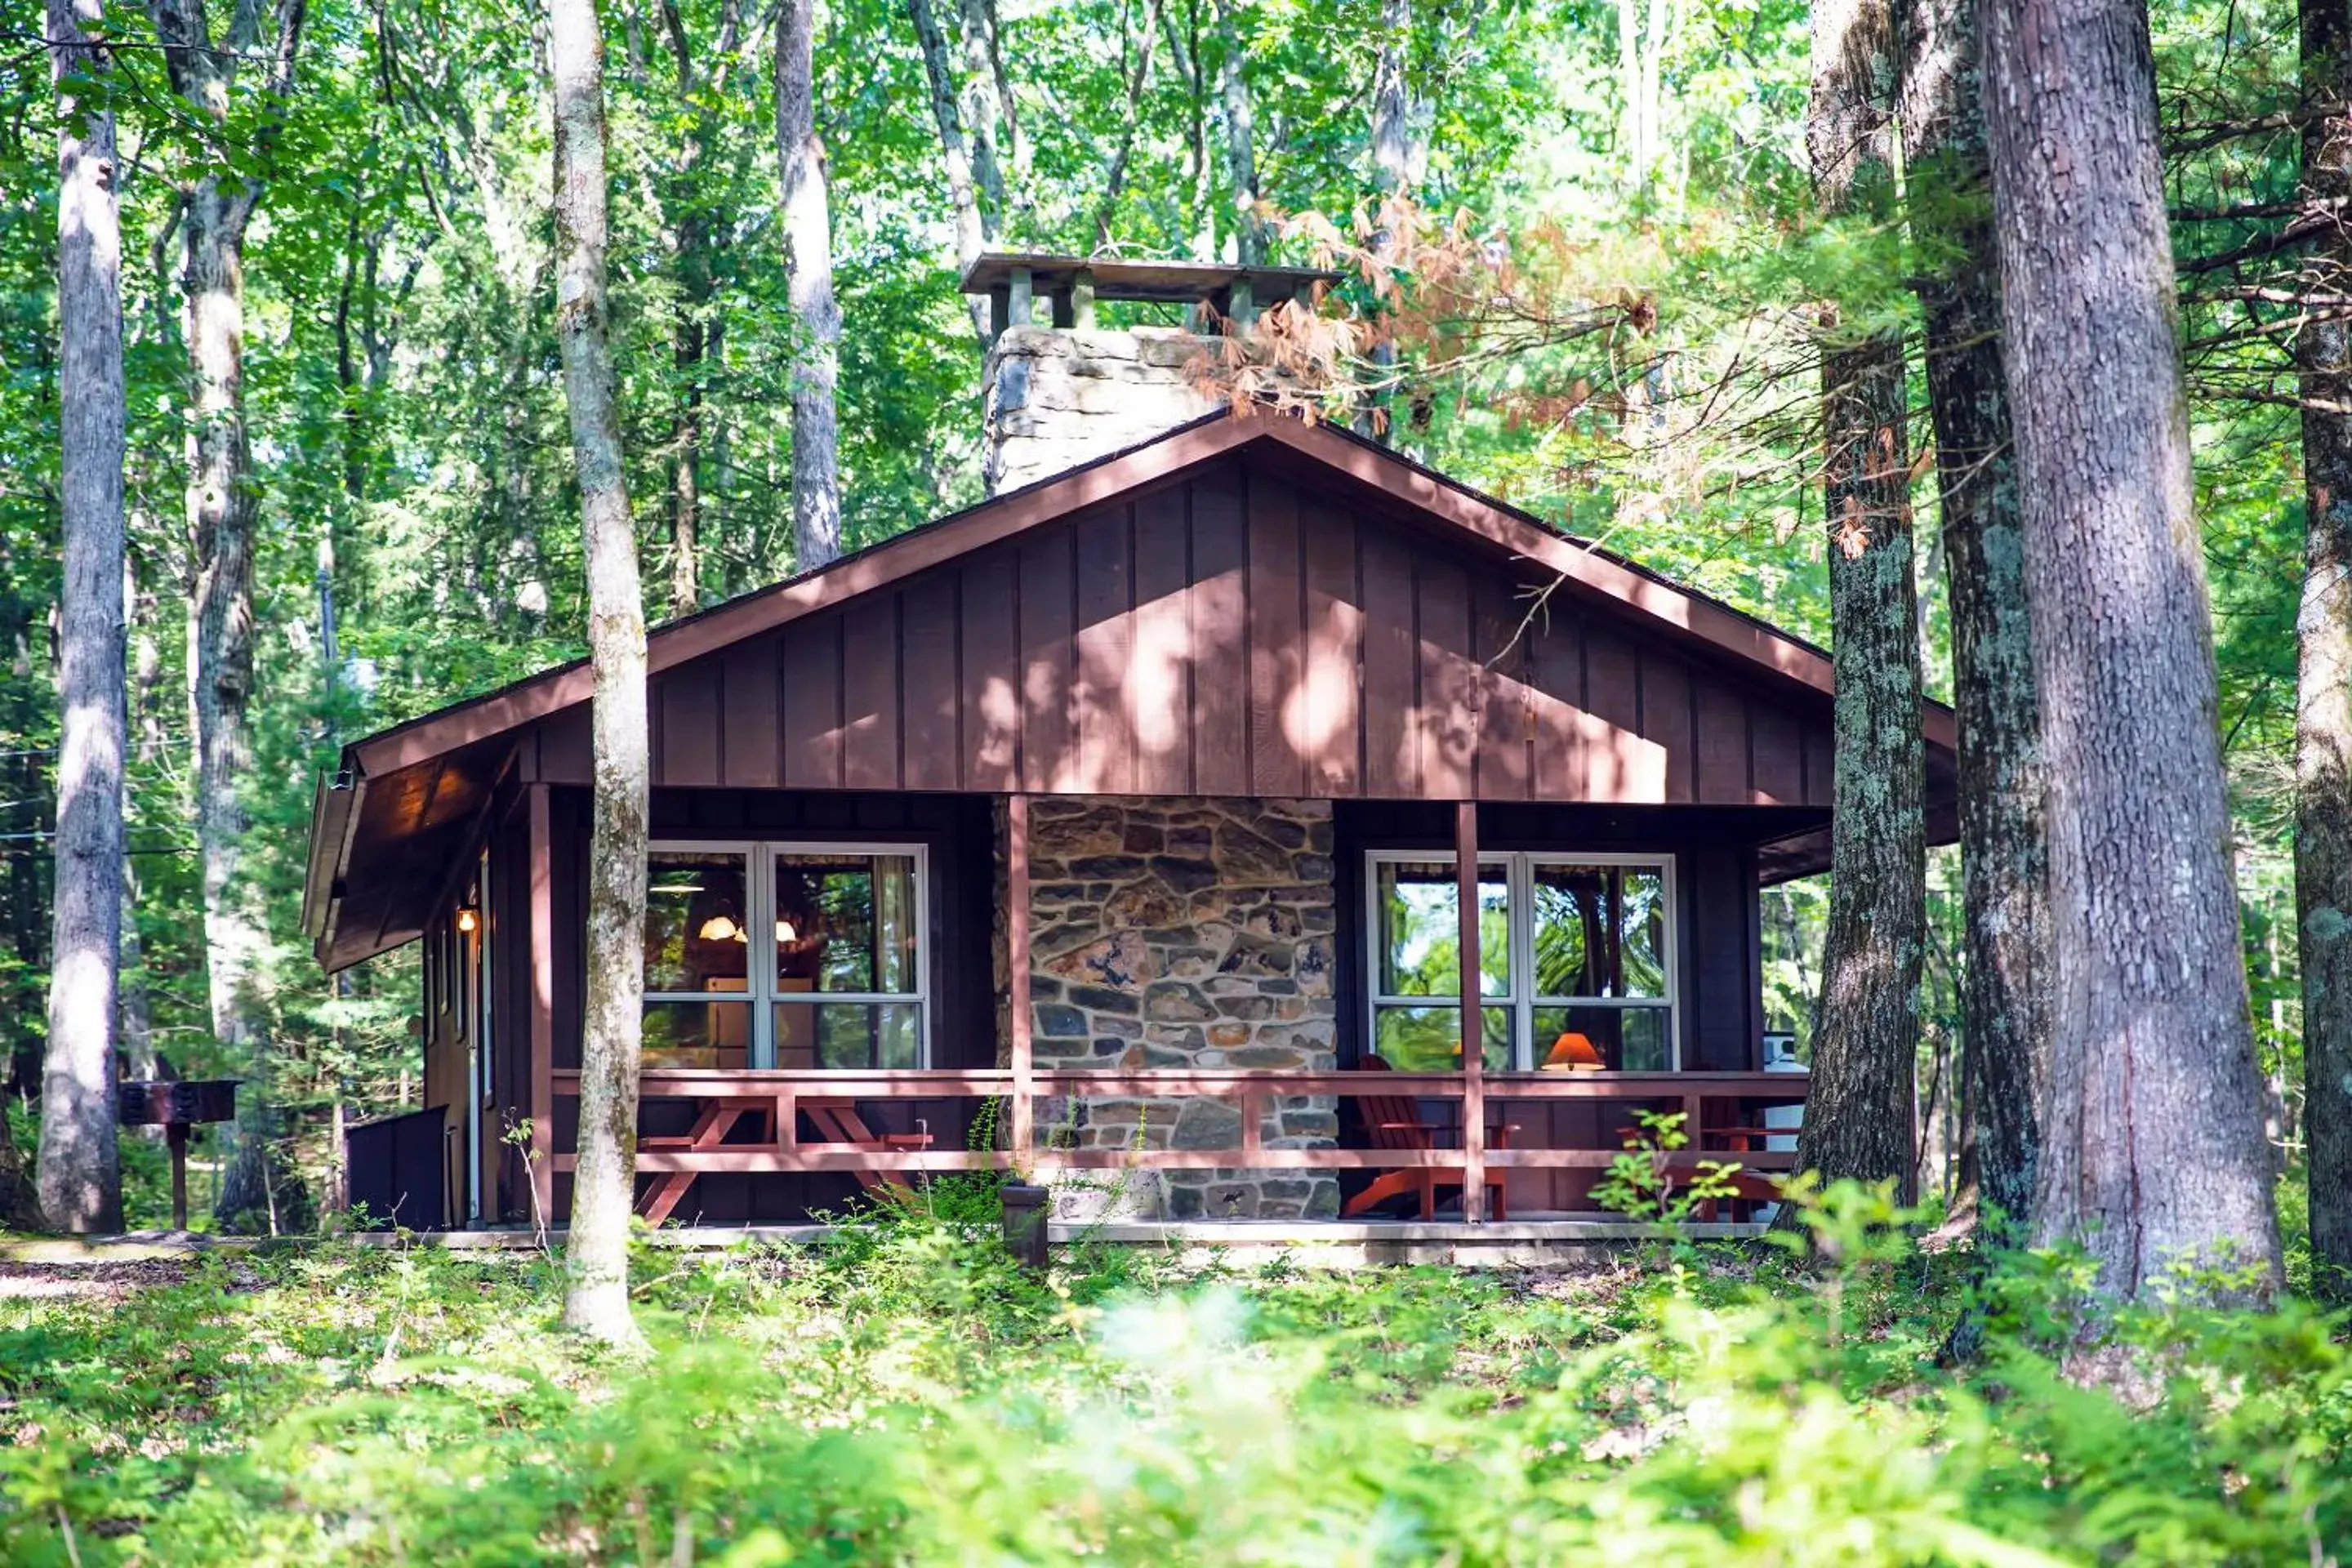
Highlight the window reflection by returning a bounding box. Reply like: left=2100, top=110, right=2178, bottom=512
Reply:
left=644, top=851, right=751, bottom=993
left=1531, top=864, right=1666, bottom=1000
left=1376, top=860, right=1510, bottom=997
left=773, top=853, right=918, bottom=995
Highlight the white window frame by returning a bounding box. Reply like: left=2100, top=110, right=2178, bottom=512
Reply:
left=1364, top=849, right=1679, bottom=1071
left=645, top=838, right=931, bottom=1068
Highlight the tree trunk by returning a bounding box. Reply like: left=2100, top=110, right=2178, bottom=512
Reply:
left=1365, top=0, right=1411, bottom=437
left=1980, top=0, right=2283, bottom=1297
left=1793, top=0, right=1925, bottom=1204
left=1214, top=0, right=1264, bottom=265
left=907, top=0, right=992, bottom=340
left=2298, top=0, right=2352, bottom=1303
left=669, top=316, right=705, bottom=616
left=37, top=0, right=127, bottom=1236
left=1900, top=0, right=2047, bottom=1241
left=777, top=0, right=843, bottom=571
left=550, top=0, right=650, bottom=1345
left=143, top=0, right=306, bottom=1231
left=956, top=0, right=1009, bottom=223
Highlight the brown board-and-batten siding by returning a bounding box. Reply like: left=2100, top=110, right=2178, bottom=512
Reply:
left=514, top=453, right=1838, bottom=808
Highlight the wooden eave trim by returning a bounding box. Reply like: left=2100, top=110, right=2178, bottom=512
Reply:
left=300, top=771, right=345, bottom=939
left=308, top=771, right=371, bottom=965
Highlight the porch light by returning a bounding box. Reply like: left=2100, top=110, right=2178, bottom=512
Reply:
left=698, top=913, right=739, bottom=942
left=455, top=906, right=480, bottom=935
left=775, top=919, right=798, bottom=943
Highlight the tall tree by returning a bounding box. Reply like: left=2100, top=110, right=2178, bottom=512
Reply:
left=1214, top=0, right=1264, bottom=265
left=907, top=0, right=993, bottom=339
left=956, top=0, right=1012, bottom=225
left=1980, top=0, right=2283, bottom=1296
left=778, top=0, right=842, bottom=570
left=145, top=0, right=306, bottom=1229
left=1899, top=0, right=2047, bottom=1236
left=657, top=0, right=751, bottom=617
left=2297, top=0, right=2352, bottom=1303
left=1365, top=0, right=1412, bottom=436
left=1791, top=0, right=1925, bottom=1204
left=550, top=0, right=650, bottom=1343
left=36, top=0, right=127, bottom=1235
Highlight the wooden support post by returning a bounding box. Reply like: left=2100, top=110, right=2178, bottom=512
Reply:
left=1457, top=802, right=1487, bottom=1222
left=1008, top=793, right=1036, bottom=1165
left=987, top=286, right=1010, bottom=350
left=1071, top=268, right=1097, bottom=328
left=1241, top=1087, right=1264, bottom=1158
left=528, top=784, right=555, bottom=1227
left=167, top=1124, right=189, bottom=1232
left=1229, top=278, right=1256, bottom=327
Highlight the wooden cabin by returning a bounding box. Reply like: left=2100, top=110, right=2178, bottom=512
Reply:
left=309, top=257, right=1957, bottom=1232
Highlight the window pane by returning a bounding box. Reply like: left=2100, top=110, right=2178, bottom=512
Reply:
left=1618, top=870, right=1668, bottom=998
left=1376, top=860, right=1509, bottom=998
left=1533, top=1005, right=1670, bottom=1071
left=774, top=1002, right=923, bottom=1070
left=1532, top=864, right=1667, bottom=1000
left=646, top=851, right=751, bottom=992
left=1370, top=1004, right=1512, bottom=1072
left=642, top=999, right=751, bottom=1069
left=774, top=853, right=920, bottom=996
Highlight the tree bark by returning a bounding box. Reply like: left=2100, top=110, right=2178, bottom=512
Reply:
left=1365, top=0, right=1412, bottom=437
left=777, top=0, right=843, bottom=570
left=657, top=0, right=740, bottom=617
left=1899, top=0, right=2047, bottom=1241
left=1981, top=0, right=2283, bottom=1297
left=38, top=0, right=127, bottom=1236
left=906, top=0, right=991, bottom=340
left=550, top=0, right=649, bottom=1345
left=1793, top=0, right=1926, bottom=1204
left=145, top=0, right=305, bottom=1232
left=1214, top=0, right=1264, bottom=265
left=2298, top=0, right=2352, bottom=1303
left=956, top=0, right=1009, bottom=224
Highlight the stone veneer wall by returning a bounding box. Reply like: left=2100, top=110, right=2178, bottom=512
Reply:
left=982, top=325, right=1219, bottom=494
left=1009, top=796, right=1342, bottom=1220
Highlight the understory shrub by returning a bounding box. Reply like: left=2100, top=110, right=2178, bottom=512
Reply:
left=0, top=1183, right=2345, bottom=1566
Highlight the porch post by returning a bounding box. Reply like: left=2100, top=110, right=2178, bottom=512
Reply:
left=1456, top=802, right=1487, bottom=1222
left=528, top=783, right=555, bottom=1227
left=1008, top=792, right=1036, bottom=1164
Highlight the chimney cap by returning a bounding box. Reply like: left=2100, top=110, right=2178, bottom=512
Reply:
left=959, top=251, right=1340, bottom=310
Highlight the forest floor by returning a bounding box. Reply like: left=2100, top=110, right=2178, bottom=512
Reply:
left=1, top=1185, right=2348, bottom=1566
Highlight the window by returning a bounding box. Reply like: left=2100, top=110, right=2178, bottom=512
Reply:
left=642, top=841, right=928, bottom=1069
left=1366, top=851, right=1675, bottom=1071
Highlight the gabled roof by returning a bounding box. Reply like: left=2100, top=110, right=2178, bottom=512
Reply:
left=306, top=408, right=1957, bottom=969
left=343, top=410, right=1949, bottom=779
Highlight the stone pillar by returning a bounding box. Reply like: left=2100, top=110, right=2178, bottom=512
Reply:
left=1013, top=796, right=1340, bottom=1220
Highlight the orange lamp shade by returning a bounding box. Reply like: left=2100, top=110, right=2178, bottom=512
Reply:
left=1544, top=1031, right=1604, bottom=1070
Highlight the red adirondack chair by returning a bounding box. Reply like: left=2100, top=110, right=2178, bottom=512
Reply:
left=1340, top=1055, right=1509, bottom=1221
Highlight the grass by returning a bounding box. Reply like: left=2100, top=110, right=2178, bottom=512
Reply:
left=0, top=1182, right=2347, bottom=1566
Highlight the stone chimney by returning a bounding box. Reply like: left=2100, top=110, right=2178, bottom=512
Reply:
left=963, top=254, right=1337, bottom=494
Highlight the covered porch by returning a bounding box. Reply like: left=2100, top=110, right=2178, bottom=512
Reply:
left=531, top=798, right=1809, bottom=1229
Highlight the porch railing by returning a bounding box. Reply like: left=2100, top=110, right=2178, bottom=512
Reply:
left=546, top=1067, right=1805, bottom=1192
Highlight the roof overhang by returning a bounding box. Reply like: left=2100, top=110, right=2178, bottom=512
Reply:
left=309, top=408, right=1958, bottom=969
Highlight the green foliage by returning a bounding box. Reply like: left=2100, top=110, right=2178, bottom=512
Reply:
left=1, top=1187, right=2345, bottom=1564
